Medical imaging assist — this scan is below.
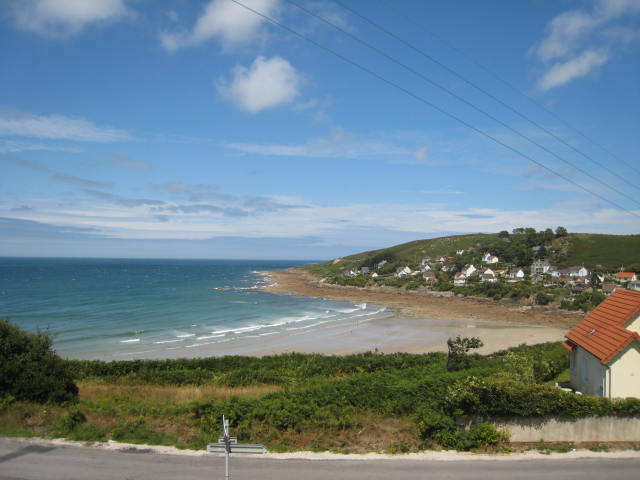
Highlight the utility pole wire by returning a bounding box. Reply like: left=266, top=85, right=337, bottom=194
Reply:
left=228, top=0, right=639, bottom=219
left=375, top=0, right=640, bottom=177
left=283, top=0, right=640, bottom=207
left=333, top=0, right=640, bottom=192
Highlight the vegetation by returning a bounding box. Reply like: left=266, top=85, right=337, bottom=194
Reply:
left=0, top=318, right=78, bottom=404
left=2, top=326, right=639, bottom=453
left=303, top=228, right=640, bottom=313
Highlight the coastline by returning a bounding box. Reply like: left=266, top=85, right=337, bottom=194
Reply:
left=257, top=268, right=581, bottom=355
left=96, top=267, right=580, bottom=361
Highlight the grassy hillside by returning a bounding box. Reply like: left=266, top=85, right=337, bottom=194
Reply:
left=307, top=233, right=499, bottom=277
left=562, top=234, right=640, bottom=269
left=306, top=232, right=640, bottom=277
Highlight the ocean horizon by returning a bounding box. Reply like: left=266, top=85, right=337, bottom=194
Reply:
left=0, top=257, right=389, bottom=359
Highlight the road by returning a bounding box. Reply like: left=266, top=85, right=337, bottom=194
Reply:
left=1, top=438, right=640, bottom=480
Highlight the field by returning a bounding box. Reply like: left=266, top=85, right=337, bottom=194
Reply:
left=3, top=343, right=640, bottom=453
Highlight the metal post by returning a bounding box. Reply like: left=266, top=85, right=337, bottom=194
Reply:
left=223, top=416, right=230, bottom=480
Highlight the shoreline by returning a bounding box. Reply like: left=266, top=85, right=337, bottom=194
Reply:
left=263, top=268, right=582, bottom=329
left=257, top=268, right=581, bottom=355
left=82, top=268, right=580, bottom=361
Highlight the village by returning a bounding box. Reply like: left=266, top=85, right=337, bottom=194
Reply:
left=335, top=229, right=640, bottom=311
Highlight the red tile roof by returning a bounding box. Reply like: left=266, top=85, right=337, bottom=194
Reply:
left=616, top=272, right=636, bottom=279
left=564, top=289, right=640, bottom=364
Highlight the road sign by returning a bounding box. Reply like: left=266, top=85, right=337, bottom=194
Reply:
left=207, top=443, right=266, bottom=454
left=217, top=437, right=238, bottom=444
left=207, top=415, right=267, bottom=480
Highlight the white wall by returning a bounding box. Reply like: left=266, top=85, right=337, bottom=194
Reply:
left=626, top=314, right=640, bottom=334
left=610, top=343, right=640, bottom=398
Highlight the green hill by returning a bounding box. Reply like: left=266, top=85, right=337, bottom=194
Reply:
left=306, top=231, right=640, bottom=277
left=561, top=234, right=640, bottom=270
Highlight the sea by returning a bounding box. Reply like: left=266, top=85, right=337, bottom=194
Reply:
left=0, top=258, right=390, bottom=359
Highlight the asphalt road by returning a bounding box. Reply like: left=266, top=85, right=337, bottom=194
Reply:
left=1, top=438, right=640, bottom=480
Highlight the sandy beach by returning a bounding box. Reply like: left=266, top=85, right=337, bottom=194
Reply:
left=256, top=268, right=583, bottom=356
left=109, top=268, right=581, bottom=360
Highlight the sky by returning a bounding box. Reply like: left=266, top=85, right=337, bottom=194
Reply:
left=0, top=0, right=639, bottom=260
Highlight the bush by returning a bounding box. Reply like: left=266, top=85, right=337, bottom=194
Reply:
left=0, top=318, right=78, bottom=403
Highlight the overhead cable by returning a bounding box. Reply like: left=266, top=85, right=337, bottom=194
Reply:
left=228, top=0, right=639, bottom=219
left=283, top=0, right=640, bottom=207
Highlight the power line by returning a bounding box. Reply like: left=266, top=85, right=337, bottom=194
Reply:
left=228, top=0, right=639, bottom=219
left=332, top=0, right=640, bottom=193
left=282, top=0, right=640, bottom=208
left=375, top=0, right=640, bottom=177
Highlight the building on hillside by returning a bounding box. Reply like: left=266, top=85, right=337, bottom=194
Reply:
left=462, top=264, right=477, bottom=277
left=602, top=282, right=619, bottom=296
left=563, top=289, right=640, bottom=398
left=531, top=258, right=551, bottom=275
left=453, top=273, right=466, bottom=286
left=505, top=268, right=525, bottom=281
left=482, top=252, right=499, bottom=264
left=628, top=281, right=640, bottom=292
left=423, top=272, right=436, bottom=283
left=616, top=272, right=638, bottom=283
left=395, top=266, right=413, bottom=278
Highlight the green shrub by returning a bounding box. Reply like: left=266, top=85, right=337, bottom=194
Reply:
left=111, top=417, right=169, bottom=445
left=0, top=318, right=78, bottom=403
left=51, top=407, right=86, bottom=437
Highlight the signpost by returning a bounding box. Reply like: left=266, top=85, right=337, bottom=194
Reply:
left=206, top=416, right=267, bottom=480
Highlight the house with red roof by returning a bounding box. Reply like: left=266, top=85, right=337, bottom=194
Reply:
left=563, top=290, right=640, bottom=398
left=615, top=272, right=638, bottom=283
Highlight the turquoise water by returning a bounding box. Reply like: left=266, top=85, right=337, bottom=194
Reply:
left=0, top=258, right=387, bottom=359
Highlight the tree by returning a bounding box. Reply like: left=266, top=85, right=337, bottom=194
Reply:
left=0, top=318, right=78, bottom=403
left=446, top=336, right=483, bottom=371
left=555, top=226, right=568, bottom=238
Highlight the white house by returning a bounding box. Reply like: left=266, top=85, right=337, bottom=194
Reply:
left=482, top=252, right=499, bottom=264
left=616, top=272, right=638, bottom=283
left=481, top=268, right=497, bottom=283
left=454, top=273, right=466, bottom=286
left=462, top=264, right=477, bottom=277
left=505, top=268, right=525, bottom=280
left=456, top=249, right=465, bottom=255
left=564, top=289, right=640, bottom=398
left=531, top=258, right=551, bottom=275
left=395, top=266, right=413, bottom=277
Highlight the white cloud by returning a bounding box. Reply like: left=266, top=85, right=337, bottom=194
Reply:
left=217, top=56, right=303, bottom=113
left=228, top=127, right=411, bottom=158
left=9, top=0, right=131, bottom=37
left=160, top=0, right=279, bottom=52
left=538, top=49, right=609, bottom=91
left=412, top=146, right=429, bottom=163
left=110, top=153, right=152, bottom=170
left=0, top=139, right=81, bottom=153
left=534, top=10, right=599, bottom=62
left=531, top=0, right=640, bottom=91
left=0, top=107, right=135, bottom=142
left=5, top=196, right=638, bottom=242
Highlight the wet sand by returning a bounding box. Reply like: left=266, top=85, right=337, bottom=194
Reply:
left=108, top=268, right=580, bottom=360
left=257, top=268, right=582, bottom=355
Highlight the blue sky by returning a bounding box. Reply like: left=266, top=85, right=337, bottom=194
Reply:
left=1, top=0, right=639, bottom=260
